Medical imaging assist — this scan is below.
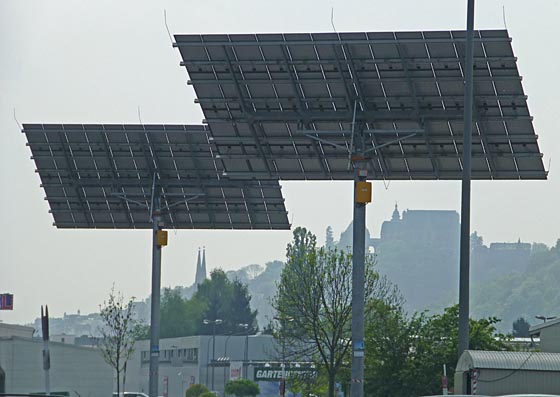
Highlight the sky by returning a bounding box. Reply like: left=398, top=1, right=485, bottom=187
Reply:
left=1, top=0, right=559, bottom=325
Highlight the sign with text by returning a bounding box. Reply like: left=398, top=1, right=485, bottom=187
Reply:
left=229, top=361, right=243, bottom=380
left=0, top=294, right=13, bottom=310
left=254, top=366, right=317, bottom=381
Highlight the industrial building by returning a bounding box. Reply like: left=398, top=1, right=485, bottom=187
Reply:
left=455, top=350, right=560, bottom=395
left=126, top=334, right=295, bottom=397
left=0, top=324, right=112, bottom=395
left=529, top=317, right=560, bottom=353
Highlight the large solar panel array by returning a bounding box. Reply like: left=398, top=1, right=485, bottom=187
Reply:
left=175, top=30, right=547, bottom=180
left=23, top=124, right=290, bottom=229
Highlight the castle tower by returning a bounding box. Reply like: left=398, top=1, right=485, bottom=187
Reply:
left=392, top=202, right=401, bottom=221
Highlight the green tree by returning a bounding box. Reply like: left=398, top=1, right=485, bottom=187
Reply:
left=224, top=379, right=260, bottom=397
left=274, top=227, right=399, bottom=397
left=160, top=288, right=205, bottom=338
left=512, top=317, right=531, bottom=337
left=194, top=269, right=258, bottom=334
left=98, top=287, right=138, bottom=395
left=158, top=272, right=257, bottom=338
left=364, top=304, right=511, bottom=397
left=365, top=300, right=428, bottom=397
left=325, top=226, right=335, bottom=249
left=185, top=383, right=209, bottom=397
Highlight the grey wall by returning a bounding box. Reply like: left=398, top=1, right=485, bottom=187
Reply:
left=456, top=368, right=560, bottom=395
left=0, top=337, right=112, bottom=396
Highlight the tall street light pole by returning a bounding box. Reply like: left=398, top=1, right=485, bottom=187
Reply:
left=203, top=318, right=223, bottom=391
left=458, top=0, right=476, bottom=359
left=238, top=323, right=250, bottom=379
left=274, top=316, right=294, bottom=397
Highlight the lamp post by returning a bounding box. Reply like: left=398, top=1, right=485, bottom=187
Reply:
left=203, top=318, right=222, bottom=391
left=238, top=323, right=249, bottom=379
left=535, top=315, right=557, bottom=323
left=274, top=316, right=294, bottom=397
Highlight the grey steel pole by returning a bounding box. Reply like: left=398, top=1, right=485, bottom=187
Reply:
left=351, top=163, right=367, bottom=397
left=244, top=329, right=249, bottom=379
left=149, top=195, right=163, bottom=397
left=458, top=0, right=476, bottom=358
left=41, top=305, right=51, bottom=396
left=43, top=339, right=51, bottom=395
left=212, top=323, right=216, bottom=391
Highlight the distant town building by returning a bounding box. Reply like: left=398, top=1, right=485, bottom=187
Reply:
left=471, top=232, right=532, bottom=284
left=33, top=310, right=103, bottom=338
left=30, top=303, right=149, bottom=339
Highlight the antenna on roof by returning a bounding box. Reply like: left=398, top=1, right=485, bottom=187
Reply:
left=331, top=7, right=338, bottom=34
left=502, top=5, right=508, bottom=30
left=13, top=108, right=22, bottom=130
left=164, top=9, right=173, bottom=45
left=137, top=106, right=143, bottom=124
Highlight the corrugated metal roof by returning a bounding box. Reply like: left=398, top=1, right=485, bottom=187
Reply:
left=457, top=350, right=560, bottom=372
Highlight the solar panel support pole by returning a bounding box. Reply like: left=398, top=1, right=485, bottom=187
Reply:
left=458, top=0, right=475, bottom=358
left=351, top=154, right=367, bottom=397
left=149, top=194, right=163, bottom=397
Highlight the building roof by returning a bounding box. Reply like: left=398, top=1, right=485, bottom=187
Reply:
left=457, top=350, right=560, bottom=372
left=0, top=322, right=34, bottom=338
left=0, top=335, right=98, bottom=351
left=529, top=317, right=560, bottom=335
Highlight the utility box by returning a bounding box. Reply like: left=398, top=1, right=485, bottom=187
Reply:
left=355, top=182, right=372, bottom=203
left=156, top=230, right=168, bottom=247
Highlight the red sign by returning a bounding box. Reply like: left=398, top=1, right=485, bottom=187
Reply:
left=0, top=294, right=13, bottom=310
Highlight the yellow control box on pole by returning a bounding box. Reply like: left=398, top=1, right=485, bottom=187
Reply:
left=355, top=181, right=372, bottom=204
left=156, top=230, right=168, bottom=247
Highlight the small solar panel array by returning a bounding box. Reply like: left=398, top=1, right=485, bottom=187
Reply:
left=23, top=124, right=289, bottom=229
left=175, top=30, right=546, bottom=180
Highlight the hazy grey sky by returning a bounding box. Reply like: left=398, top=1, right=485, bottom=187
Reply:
left=1, top=0, right=559, bottom=325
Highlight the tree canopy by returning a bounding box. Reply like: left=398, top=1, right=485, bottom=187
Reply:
left=159, top=269, right=257, bottom=338
left=365, top=304, right=511, bottom=396
left=185, top=383, right=209, bottom=397
left=512, top=317, right=531, bottom=337
left=472, top=239, right=560, bottom=332
left=273, top=227, right=400, bottom=397
left=224, top=379, right=260, bottom=397
left=194, top=269, right=257, bottom=335
left=98, top=287, right=138, bottom=395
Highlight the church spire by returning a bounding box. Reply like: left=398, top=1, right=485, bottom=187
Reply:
left=201, top=246, right=207, bottom=282
left=392, top=202, right=401, bottom=221
left=195, top=247, right=204, bottom=286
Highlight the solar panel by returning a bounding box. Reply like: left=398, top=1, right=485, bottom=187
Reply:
left=23, top=123, right=290, bottom=230
left=175, top=30, right=547, bottom=180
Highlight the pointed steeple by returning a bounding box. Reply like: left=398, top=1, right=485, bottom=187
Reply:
left=195, top=247, right=204, bottom=286
left=392, top=202, right=401, bottom=221
left=201, top=247, right=207, bottom=281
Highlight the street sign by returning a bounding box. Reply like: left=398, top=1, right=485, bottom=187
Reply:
left=0, top=294, right=14, bottom=310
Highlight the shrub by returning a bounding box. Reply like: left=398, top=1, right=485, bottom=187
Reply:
left=224, top=379, right=260, bottom=397
left=185, top=383, right=210, bottom=397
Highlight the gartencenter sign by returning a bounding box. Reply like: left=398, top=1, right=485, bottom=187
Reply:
left=254, top=367, right=318, bottom=381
